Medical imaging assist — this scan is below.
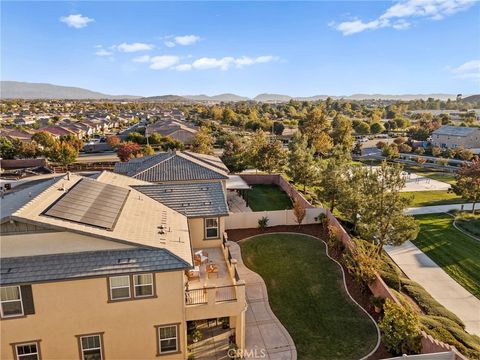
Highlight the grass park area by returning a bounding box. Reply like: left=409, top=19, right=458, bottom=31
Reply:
left=401, top=190, right=466, bottom=207
left=456, top=215, right=480, bottom=238
left=248, top=184, right=293, bottom=211
left=240, top=234, right=378, bottom=360
left=413, top=214, right=480, bottom=299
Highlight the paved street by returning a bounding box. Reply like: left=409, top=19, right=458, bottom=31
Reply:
left=385, top=241, right=480, bottom=336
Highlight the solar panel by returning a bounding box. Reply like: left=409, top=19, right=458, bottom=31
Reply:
left=43, top=178, right=130, bottom=230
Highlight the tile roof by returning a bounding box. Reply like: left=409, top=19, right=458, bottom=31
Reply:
left=7, top=172, right=193, bottom=267
left=0, top=248, right=189, bottom=285
left=132, top=181, right=228, bottom=218
left=432, top=126, right=478, bottom=137
left=113, top=151, right=228, bottom=182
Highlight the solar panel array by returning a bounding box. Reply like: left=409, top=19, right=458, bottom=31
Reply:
left=44, top=178, right=130, bottom=230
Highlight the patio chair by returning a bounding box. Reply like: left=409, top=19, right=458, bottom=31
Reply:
left=186, top=266, right=201, bottom=281
left=194, top=250, right=209, bottom=265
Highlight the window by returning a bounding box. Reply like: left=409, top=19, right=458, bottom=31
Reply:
left=157, top=325, right=179, bottom=355
left=205, top=218, right=219, bottom=239
left=109, top=276, right=130, bottom=300
left=14, top=342, right=40, bottom=360
left=133, top=274, right=153, bottom=298
left=79, top=334, right=103, bottom=360
left=1, top=286, right=23, bottom=318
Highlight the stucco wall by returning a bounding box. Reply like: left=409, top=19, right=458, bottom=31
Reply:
left=188, top=217, right=225, bottom=249
left=1, top=231, right=134, bottom=258
left=1, top=271, right=187, bottom=360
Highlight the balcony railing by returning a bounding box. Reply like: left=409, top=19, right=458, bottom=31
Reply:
left=185, top=284, right=243, bottom=306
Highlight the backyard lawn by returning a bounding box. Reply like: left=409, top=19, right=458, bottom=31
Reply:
left=413, top=214, right=480, bottom=299
left=402, top=190, right=466, bottom=207
left=240, top=234, right=378, bottom=360
left=456, top=217, right=480, bottom=238
left=248, top=184, right=292, bottom=211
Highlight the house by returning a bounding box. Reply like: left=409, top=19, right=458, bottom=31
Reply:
left=13, top=117, right=36, bottom=126
left=0, top=129, right=34, bottom=142
left=1, top=170, right=246, bottom=360
left=38, top=125, right=75, bottom=139
left=145, top=119, right=198, bottom=146
left=431, top=125, right=480, bottom=149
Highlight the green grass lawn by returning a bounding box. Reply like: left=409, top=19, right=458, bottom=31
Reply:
left=456, top=218, right=480, bottom=238
left=413, top=214, right=480, bottom=299
left=240, top=234, right=378, bottom=359
left=248, top=184, right=292, bottom=211
left=414, top=171, right=457, bottom=185
left=402, top=190, right=466, bottom=207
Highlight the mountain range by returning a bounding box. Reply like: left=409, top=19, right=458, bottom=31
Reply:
left=0, top=81, right=473, bottom=103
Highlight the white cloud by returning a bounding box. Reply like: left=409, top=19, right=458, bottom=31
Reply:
left=149, top=55, right=180, bottom=70
left=192, top=57, right=235, bottom=71
left=174, top=64, right=193, bottom=72
left=133, top=55, right=151, bottom=63
left=60, top=14, right=94, bottom=29
left=164, top=41, right=176, bottom=48
left=451, top=60, right=480, bottom=80
left=116, top=42, right=154, bottom=52
left=333, top=0, right=476, bottom=35
left=95, top=49, right=113, bottom=57
left=174, top=35, right=200, bottom=46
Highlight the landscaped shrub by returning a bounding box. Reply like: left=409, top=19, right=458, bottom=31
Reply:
left=258, top=216, right=269, bottom=230
left=378, top=256, right=402, bottom=291
left=343, top=238, right=379, bottom=286
left=379, top=299, right=421, bottom=355
left=402, top=283, right=465, bottom=328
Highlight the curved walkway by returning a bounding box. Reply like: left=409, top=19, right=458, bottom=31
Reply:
left=229, top=241, right=297, bottom=360
left=385, top=241, right=480, bottom=335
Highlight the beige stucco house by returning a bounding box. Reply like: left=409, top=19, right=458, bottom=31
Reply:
left=1, top=160, right=246, bottom=360
left=431, top=125, right=480, bottom=149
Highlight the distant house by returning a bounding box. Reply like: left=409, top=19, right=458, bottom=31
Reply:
left=39, top=125, right=76, bottom=138
left=431, top=125, right=480, bottom=149
left=13, top=117, right=36, bottom=126
left=145, top=119, right=197, bottom=145
left=0, top=129, right=34, bottom=142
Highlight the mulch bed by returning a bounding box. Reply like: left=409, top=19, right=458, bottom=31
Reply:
left=227, top=224, right=393, bottom=360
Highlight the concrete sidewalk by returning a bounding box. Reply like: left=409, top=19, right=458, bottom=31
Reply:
left=385, top=241, right=480, bottom=336
left=229, top=242, right=297, bottom=360
left=405, top=203, right=474, bottom=215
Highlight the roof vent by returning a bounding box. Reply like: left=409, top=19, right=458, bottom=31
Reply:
left=200, top=187, right=208, bottom=191
left=204, top=201, right=211, bottom=205
left=182, top=203, right=190, bottom=207
left=117, top=258, right=134, bottom=264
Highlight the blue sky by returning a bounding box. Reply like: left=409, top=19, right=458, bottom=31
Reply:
left=2, top=1, right=480, bottom=97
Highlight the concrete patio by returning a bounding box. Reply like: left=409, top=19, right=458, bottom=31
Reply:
left=227, top=190, right=252, bottom=213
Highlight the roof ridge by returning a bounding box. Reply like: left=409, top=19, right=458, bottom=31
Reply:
left=130, top=152, right=175, bottom=177
left=177, top=151, right=228, bottom=176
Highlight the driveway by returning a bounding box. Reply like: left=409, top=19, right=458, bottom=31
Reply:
left=385, top=241, right=480, bottom=335
left=229, top=242, right=297, bottom=360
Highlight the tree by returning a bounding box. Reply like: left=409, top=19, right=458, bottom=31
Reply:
left=32, top=131, right=56, bottom=149
left=431, top=146, right=442, bottom=157
left=451, top=157, right=480, bottom=213
left=354, top=121, right=370, bottom=135
left=356, top=162, right=419, bottom=253
left=147, top=132, right=163, bottom=145
left=0, top=137, right=16, bottom=159
left=126, top=132, right=146, bottom=144
left=382, top=144, right=400, bottom=159
left=331, top=115, right=354, bottom=150
left=287, top=132, right=319, bottom=192
left=106, top=135, right=121, bottom=148
left=317, top=150, right=350, bottom=211
left=60, top=134, right=83, bottom=151
left=191, top=127, right=214, bottom=155
left=221, top=136, right=247, bottom=173
left=301, top=108, right=333, bottom=155
left=47, top=141, right=78, bottom=169
left=379, top=299, right=421, bottom=355
left=292, top=198, right=306, bottom=227
left=116, top=142, right=143, bottom=162
left=272, top=121, right=285, bottom=136
left=254, top=139, right=287, bottom=174
left=143, top=144, right=155, bottom=155
left=160, top=136, right=184, bottom=151
left=370, top=122, right=385, bottom=134
left=246, top=130, right=269, bottom=169
left=17, top=141, right=39, bottom=159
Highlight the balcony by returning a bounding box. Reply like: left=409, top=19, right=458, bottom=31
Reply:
left=184, top=234, right=246, bottom=320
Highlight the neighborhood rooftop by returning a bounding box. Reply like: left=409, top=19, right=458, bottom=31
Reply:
left=2, top=171, right=193, bottom=266
left=113, top=151, right=229, bottom=182
left=432, top=125, right=478, bottom=137
left=132, top=181, right=229, bottom=218
left=0, top=248, right=189, bottom=286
